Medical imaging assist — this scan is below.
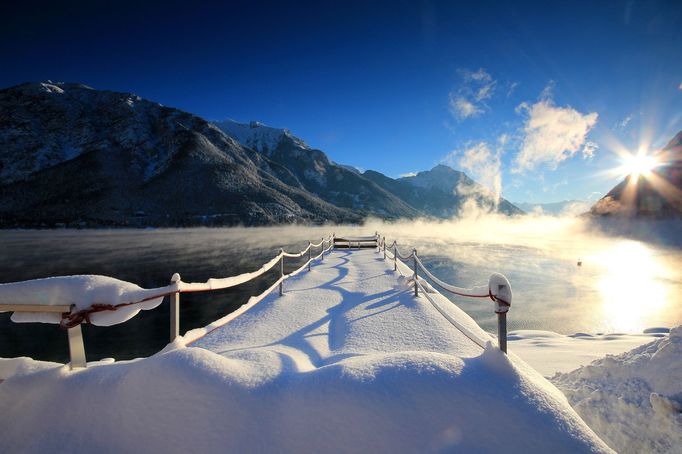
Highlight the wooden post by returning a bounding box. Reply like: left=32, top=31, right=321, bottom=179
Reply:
left=413, top=249, right=418, bottom=297
left=383, top=237, right=386, bottom=259
left=308, top=242, right=312, bottom=271
left=170, top=273, right=181, bottom=342
left=279, top=250, right=284, bottom=296
left=497, top=312, right=507, bottom=353
left=394, top=244, right=397, bottom=271
left=67, top=324, right=87, bottom=370
left=321, top=237, right=324, bottom=261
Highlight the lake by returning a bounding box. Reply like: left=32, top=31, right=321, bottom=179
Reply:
left=2, top=216, right=681, bottom=363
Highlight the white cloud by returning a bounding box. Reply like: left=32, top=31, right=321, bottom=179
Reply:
left=448, top=68, right=496, bottom=121
left=442, top=140, right=502, bottom=207
left=615, top=114, right=634, bottom=131
left=514, top=99, right=598, bottom=172
left=399, top=171, right=418, bottom=178
left=506, top=82, right=519, bottom=98
left=449, top=96, right=482, bottom=119
left=582, top=141, right=598, bottom=160
left=679, top=82, right=682, bottom=90
left=539, top=81, right=555, bottom=100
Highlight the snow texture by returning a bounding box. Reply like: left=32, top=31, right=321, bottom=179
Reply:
left=509, top=329, right=668, bottom=376
left=213, top=119, right=309, bottom=154
left=0, top=250, right=611, bottom=453
left=0, top=275, right=166, bottom=326
left=552, top=326, right=682, bottom=453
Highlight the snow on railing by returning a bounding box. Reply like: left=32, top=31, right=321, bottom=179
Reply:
left=0, top=234, right=335, bottom=370
left=0, top=231, right=511, bottom=371
left=376, top=234, right=512, bottom=353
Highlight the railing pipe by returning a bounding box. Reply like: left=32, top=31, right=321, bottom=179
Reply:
left=413, top=249, right=418, bottom=297
left=67, top=324, right=87, bottom=370
left=497, top=312, right=507, bottom=353
left=489, top=273, right=512, bottom=354
left=170, top=272, right=181, bottom=342
left=279, top=249, right=284, bottom=296
left=394, top=243, right=397, bottom=271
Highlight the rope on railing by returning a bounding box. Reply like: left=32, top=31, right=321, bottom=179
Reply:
left=378, top=234, right=512, bottom=353
left=415, top=279, right=488, bottom=349
left=60, top=235, right=336, bottom=331
left=414, top=255, right=490, bottom=299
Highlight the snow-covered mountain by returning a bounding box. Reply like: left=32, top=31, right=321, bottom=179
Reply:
left=0, top=83, right=523, bottom=227
left=590, top=131, right=682, bottom=218
left=0, top=82, right=361, bottom=227
left=392, top=165, right=522, bottom=216
left=214, top=120, right=420, bottom=218
left=216, top=120, right=522, bottom=218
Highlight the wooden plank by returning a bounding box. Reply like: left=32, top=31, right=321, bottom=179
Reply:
left=0, top=304, right=72, bottom=313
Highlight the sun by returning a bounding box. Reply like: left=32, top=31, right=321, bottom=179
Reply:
left=618, top=150, right=659, bottom=178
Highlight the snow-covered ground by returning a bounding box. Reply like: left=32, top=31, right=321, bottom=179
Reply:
left=552, top=327, right=682, bottom=453
left=509, top=329, right=669, bottom=376
left=0, top=249, right=611, bottom=453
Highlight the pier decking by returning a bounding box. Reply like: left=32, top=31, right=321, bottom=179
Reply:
left=191, top=249, right=487, bottom=364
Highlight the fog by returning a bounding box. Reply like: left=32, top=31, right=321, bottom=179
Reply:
left=1, top=215, right=681, bottom=361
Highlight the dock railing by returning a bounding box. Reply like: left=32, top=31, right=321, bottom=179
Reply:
left=0, top=235, right=336, bottom=369
left=376, top=233, right=512, bottom=353
left=1, top=231, right=511, bottom=370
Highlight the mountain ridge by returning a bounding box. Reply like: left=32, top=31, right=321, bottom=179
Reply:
left=0, top=82, right=522, bottom=227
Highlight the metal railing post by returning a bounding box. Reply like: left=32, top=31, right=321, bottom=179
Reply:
left=279, top=249, right=284, bottom=296
left=308, top=242, right=312, bottom=271
left=67, top=324, right=87, bottom=370
left=170, top=273, right=181, bottom=342
left=394, top=244, right=397, bottom=271
left=490, top=273, right=512, bottom=354
left=497, top=312, right=507, bottom=353
left=413, top=249, right=418, bottom=297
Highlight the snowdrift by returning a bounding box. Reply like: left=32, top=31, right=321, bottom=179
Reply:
left=553, top=326, right=682, bottom=453
left=0, top=345, right=611, bottom=453
left=0, top=250, right=612, bottom=452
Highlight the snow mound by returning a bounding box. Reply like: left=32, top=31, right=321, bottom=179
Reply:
left=552, top=326, right=682, bottom=453
left=0, top=275, right=166, bottom=326
left=509, top=330, right=665, bottom=376
left=0, top=345, right=612, bottom=453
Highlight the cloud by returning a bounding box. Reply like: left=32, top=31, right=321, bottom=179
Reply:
left=449, top=96, right=482, bottom=119
left=617, top=114, right=633, bottom=131
left=582, top=141, right=598, bottom=160
left=442, top=140, right=503, bottom=207
left=679, top=82, right=682, bottom=90
left=399, top=171, right=418, bottom=178
left=514, top=99, right=598, bottom=172
left=506, top=82, right=519, bottom=98
left=539, top=80, right=555, bottom=100
left=448, top=68, right=497, bottom=120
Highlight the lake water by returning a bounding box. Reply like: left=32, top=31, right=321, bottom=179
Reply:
left=2, top=217, right=681, bottom=363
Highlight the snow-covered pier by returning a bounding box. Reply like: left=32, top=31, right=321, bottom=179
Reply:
left=0, top=235, right=614, bottom=452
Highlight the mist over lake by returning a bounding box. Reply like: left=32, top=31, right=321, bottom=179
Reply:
left=2, top=216, right=680, bottom=363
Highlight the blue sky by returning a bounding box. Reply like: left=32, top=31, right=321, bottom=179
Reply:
left=1, top=0, right=681, bottom=203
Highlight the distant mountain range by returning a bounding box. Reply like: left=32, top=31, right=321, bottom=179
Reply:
left=0, top=82, right=522, bottom=227
left=590, top=131, right=682, bottom=219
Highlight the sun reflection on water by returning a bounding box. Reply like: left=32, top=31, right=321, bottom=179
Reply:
left=595, top=241, right=670, bottom=332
